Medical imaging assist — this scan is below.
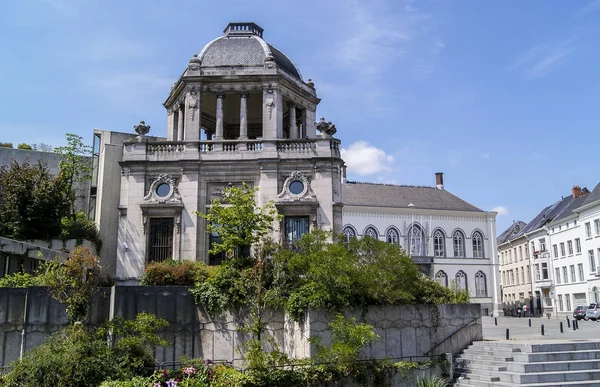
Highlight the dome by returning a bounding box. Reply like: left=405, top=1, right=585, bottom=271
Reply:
left=196, top=22, right=302, bottom=80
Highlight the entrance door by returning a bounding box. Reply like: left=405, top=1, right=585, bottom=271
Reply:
left=148, top=218, right=174, bottom=263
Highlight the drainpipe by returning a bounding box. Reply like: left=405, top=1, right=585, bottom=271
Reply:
left=19, top=292, right=28, bottom=359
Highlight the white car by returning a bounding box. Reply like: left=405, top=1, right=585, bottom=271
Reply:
left=586, top=303, right=600, bottom=321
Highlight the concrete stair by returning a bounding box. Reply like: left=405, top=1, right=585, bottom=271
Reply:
left=453, top=340, right=600, bottom=386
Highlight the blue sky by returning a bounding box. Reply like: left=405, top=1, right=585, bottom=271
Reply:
left=1, top=0, right=599, bottom=235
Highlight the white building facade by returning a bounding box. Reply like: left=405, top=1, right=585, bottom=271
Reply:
left=341, top=175, right=501, bottom=316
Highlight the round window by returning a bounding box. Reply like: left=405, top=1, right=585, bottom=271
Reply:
left=289, top=180, right=304, bottom=195
left=156, top=183, right=171, bottom=197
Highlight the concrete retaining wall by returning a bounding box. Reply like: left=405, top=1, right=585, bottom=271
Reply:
left=0, top=286, right=481, bottom=369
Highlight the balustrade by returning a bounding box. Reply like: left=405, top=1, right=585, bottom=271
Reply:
left=146, top=142, right=185, bottom=153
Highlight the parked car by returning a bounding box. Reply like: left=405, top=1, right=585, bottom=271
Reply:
left=573, top=305, right=588, bottom=320
left=586, top=303, right=600, bottom=321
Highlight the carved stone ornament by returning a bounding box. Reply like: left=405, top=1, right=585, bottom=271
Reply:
left=277, top=172, right=315, bottom=201
left=315, top=117, right=336, bottom=137
left=187, top=91, right=199, bottom=120
left=188, top=54, right=201, bottom=71
left=264, top=54, right=276, bottom=69
left=134, top=121, right=151, bottom=137
left=265, top=89, right=275, bottom=119
left=142, top=174, right=182, bottom=204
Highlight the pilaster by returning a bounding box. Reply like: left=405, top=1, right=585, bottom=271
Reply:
left=184, top=86, right=201, bottom=141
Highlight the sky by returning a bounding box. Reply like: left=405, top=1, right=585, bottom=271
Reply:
left=1, top=0, right=599, bottom=236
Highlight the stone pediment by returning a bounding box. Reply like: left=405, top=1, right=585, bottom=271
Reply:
left=276, top=172, right=316, bottom=203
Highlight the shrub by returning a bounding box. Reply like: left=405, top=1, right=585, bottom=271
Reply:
left=0, top=271, right=43, bottom=288
left=3, top=325, right=117, bottom=387
left=141, top=260, right=218, bottom=286
left=4, top=313, right=169, bottom=387
left=61, top=211, right=102, bottom=252
left=17, top=143, right=33, bottom=150
left=0, top=142, right=13, bottom=148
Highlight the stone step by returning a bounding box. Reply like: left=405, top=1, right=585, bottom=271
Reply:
left=513, top=349, right=600, bottom=362
left=459, top=353, right=515, bottom=363
left=499, top=369, right=600, bottom=384
left=469, top=340, right=600, bottom=353
left=455, top=380, right=600, bottom=387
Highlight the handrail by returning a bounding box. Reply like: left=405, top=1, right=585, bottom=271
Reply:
left=424, top=316, right=479, bottom=356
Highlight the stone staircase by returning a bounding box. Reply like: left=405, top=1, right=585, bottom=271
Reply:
left=453, top=340, right=600, bottom=386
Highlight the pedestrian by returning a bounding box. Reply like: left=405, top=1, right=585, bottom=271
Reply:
left=517, top=306, right=522, bottom=318
left=523, top=304, right=528, bottom=317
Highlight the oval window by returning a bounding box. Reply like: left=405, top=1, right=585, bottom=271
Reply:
left=156, top=183, right=170, bottom=197
left=289, top=180, right=304, bottom=195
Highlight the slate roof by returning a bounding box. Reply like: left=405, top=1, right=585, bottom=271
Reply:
left=552, top=190, right=591, bottom=222
left=504, top=189, right=591, bottom=240
left=198, top=35, right=302, bottom=80
left=497, top=221, right=527, bottom=245
left=581, top=182, right=600, bottom=208
left=342, top=182, right=483, bottom=212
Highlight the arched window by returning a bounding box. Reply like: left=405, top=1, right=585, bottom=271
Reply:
left=435, top=271, right=448, bottom=287
left=386, top=228, right=399, bottom=245
left=409, top=224, right=425, bottom=256
left=364, top=226, right=378, bottom=239
left=472, top=231, right=484, bottom=258
left=455, top=270, right=467, bottom=291
left=453, top=230, right=466, bottom=258
left=342, top=226, right=356, bottom=243
left=433, top=229, right=445, bottom=257
left=475, top=271, right=487, bottom=297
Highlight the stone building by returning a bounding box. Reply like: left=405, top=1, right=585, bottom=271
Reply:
left=91, top=22, right=500, bottom=315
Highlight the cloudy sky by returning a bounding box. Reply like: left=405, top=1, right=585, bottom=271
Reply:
left=1, top=0, right=599, bottom=235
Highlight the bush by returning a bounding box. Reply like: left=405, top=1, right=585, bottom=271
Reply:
left=0, top=142, right=13, bottom=148
left=3, top=313, right=168, bottom=387
left=3, top=325, right=117, bottom=387
left=141, top=260, right=218, bottom=286
left=61, top=211, right=102, bottom=252
left=17, top=143, right=33, bottom=150
left=0, top=271, right=43, bottom=288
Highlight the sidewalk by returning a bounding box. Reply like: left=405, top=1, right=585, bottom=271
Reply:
left=482, top=315, right=600, bottom=341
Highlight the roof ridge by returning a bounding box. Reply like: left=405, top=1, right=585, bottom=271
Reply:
left=345, top=180, right=434, bottom=189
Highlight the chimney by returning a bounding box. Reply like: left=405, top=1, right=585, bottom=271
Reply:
left=572, top=185, right=583, bottom=199
left=435, top=172, right=444, bottom=190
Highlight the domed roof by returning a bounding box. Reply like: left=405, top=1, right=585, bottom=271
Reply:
left=196, top=22, right=302, bottom=80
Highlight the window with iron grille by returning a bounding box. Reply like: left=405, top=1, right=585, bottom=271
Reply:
left=148, top=218, right=174, bottom=263
left=285, top=216, right=309, bottom=247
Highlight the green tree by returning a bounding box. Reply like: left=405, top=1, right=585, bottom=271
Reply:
left=54, top=133, right=92, bottom=220
left=0, top=159, right=68, bottom=240
left=17, top=143, right=33, bottom=150
left=198, top=183, right=280, bottom=259
left=0, top=142, right=13, bottom=148
left=43, top=246, right=105, bottom=324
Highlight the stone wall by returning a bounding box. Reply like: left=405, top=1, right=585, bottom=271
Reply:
left=0, top=286, right=481, bottom=369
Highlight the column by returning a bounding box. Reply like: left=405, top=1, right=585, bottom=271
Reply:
left=184, top=89, right=201, bottom=141
left=166, top=109, right=174, bottom=140
left=239, top=93, right=248, bottom=139
left=288, top=103, right=297, bottom=139
left=215, top=93, right=224, bottom=140
left=177, top=104, right=184, bottom=141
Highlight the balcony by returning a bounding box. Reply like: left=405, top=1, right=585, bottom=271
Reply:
left=122, top=138, right=341, bottom=162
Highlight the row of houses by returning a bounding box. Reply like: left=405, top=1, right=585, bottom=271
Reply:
left=498, top=184, right=600, bottom=316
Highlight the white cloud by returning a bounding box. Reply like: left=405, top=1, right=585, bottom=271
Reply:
left=83, top=72, right=173, bottom=112
left=573, top=0, right=600, bottom=18
left=491, top=206, right=509, bottom=216
left=337, top=0, right=432, bottom=76
left=510, top=38, right=578, bottom=78
left=341, top=141, right=394, bottom=176
left=67, top=37, right=150, bottom=62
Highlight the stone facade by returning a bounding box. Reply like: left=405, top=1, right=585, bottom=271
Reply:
left=93, top=23, right=343, bottom=282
